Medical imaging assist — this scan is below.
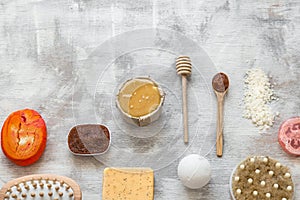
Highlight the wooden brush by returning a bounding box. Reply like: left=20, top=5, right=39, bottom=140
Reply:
left=0, top=174, right=82, bottom=200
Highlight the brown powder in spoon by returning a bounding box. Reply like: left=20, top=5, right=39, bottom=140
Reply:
left=212, top=72, right=229, bottom=92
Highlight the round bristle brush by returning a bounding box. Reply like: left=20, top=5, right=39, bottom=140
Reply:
left=0, top=174, right=82, bottom=200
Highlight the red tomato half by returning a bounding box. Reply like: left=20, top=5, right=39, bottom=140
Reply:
left=1, top=109, right=47, bottom=166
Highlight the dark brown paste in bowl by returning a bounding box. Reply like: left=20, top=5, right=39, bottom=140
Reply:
left=68, top=124, right=110, bottom=154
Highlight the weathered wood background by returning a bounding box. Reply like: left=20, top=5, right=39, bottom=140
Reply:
left=0, top=0, right=299, bottom=199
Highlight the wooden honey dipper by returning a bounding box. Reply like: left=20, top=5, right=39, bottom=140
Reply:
left=176, top=56, right=192, bottom=143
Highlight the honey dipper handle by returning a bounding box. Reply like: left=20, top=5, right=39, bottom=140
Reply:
left=216, top=94, right=224, bottom=157
left=182, top=75, right=188, bottom=143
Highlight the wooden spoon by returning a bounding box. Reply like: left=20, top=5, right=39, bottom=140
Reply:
left=212, top=72, right=229, bottom=157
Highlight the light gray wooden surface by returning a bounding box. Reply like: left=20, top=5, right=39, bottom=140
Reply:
left=0, top=0, right=299, bottom=199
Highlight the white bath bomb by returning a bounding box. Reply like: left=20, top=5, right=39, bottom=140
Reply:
left=177, top=154, right=211, bottom=189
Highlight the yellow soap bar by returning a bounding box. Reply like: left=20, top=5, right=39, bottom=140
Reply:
left=102, top=168, right=154, bottom=200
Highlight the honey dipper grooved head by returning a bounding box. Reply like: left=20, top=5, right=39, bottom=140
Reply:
left=176, top=56, right=192, bottom=76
